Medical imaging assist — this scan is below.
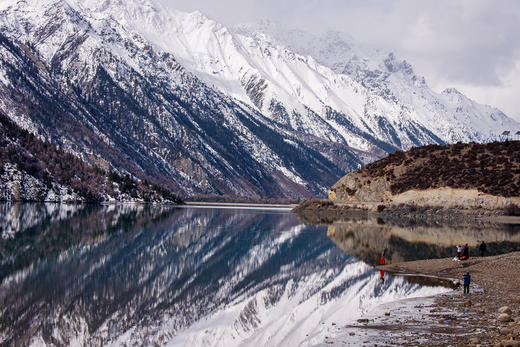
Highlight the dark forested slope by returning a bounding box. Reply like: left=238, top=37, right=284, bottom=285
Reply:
left=0, top=112, right=181, bottom=203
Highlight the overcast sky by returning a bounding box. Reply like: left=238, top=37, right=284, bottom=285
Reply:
left=158, top=0, right=520, bottom=120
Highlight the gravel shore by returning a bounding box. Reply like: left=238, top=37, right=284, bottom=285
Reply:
left=378, top=252, right=520, bottom=346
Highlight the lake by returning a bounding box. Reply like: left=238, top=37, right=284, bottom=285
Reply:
left=1, top=203, right=518, bottom=346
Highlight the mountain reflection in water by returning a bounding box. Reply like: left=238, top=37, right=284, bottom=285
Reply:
left=1, top=204, right=447, bottom=346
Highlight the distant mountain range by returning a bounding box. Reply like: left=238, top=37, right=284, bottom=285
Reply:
left=0, top=0, right=517, bottom=200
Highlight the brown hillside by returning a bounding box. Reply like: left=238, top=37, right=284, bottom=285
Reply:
left=328, top=141, right=520, bottom=210
left=364, top=141, right=520, bottom=197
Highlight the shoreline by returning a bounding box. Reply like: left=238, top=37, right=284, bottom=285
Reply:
left=293, top=202, right=520, bottom=345
left=375, top=252, right=520, bottom=346
left=292, top=201, right=520, bottom=225
left=184, top=201, right=297, bottom=208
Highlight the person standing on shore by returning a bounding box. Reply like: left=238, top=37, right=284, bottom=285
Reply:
left=479, top=241, right=487, bottom=257
left=463, top=272, right=471, bottom=294
left=463, top=244, right=469, bottom=259
left=456, top=245, right=462, bottom=259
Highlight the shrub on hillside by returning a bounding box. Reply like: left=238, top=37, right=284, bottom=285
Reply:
left=504, top=204, right=520, bottom=216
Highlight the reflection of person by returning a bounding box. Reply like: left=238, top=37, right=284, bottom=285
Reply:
left=379, top=251, right=386, bottom=283
left=463, top=272, right=471, bottom=294
left=479, top=241, right=486, bottom=257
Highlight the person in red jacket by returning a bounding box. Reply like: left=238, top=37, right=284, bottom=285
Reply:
left=379, top=251, right=386, bottom=283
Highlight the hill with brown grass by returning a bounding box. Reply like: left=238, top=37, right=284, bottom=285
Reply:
left=328, top=141, right=520, bottom=210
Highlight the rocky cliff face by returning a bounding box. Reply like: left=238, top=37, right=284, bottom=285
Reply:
left=329, top=141, right=520, bottom=210
left=329, top=173, right=391, bottom=207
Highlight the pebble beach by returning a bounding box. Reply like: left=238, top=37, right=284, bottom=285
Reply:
left=376, top=251, right=520, bottom=346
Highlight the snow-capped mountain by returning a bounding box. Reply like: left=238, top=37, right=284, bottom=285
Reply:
left=0, top=0, right=516, bottom=199
left=240, top=22, right=514, bottom=144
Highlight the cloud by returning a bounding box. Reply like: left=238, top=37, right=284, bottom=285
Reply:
left=158, top=0, right=520, bottom=119
left=445, top=60, right=520, bottom=121
left=394, top=1, right=520, bottom=85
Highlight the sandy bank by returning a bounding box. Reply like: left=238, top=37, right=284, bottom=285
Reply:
left=377, top=252, right=520, bottom=346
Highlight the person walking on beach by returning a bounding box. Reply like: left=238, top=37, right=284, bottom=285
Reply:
left=463, top=272, right=471, bottom=294
left=479, top=241, right=487, bottom=257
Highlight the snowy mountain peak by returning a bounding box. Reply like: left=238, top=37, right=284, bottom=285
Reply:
left=384, top=53, right=411, bottom=74
left=442, top=87, right=463, bottom=95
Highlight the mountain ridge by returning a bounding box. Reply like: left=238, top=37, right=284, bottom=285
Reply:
left=0, top=0, right=517, bottom=200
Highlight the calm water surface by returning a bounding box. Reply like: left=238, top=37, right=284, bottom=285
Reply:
left=1, top=203, right=518, bottom=346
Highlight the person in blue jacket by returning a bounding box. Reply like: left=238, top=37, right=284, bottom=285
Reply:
left=463, top=272, right=471, bottom=294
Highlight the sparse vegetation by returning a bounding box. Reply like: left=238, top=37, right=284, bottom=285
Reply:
left=362, top=141, right=520, bottom=197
